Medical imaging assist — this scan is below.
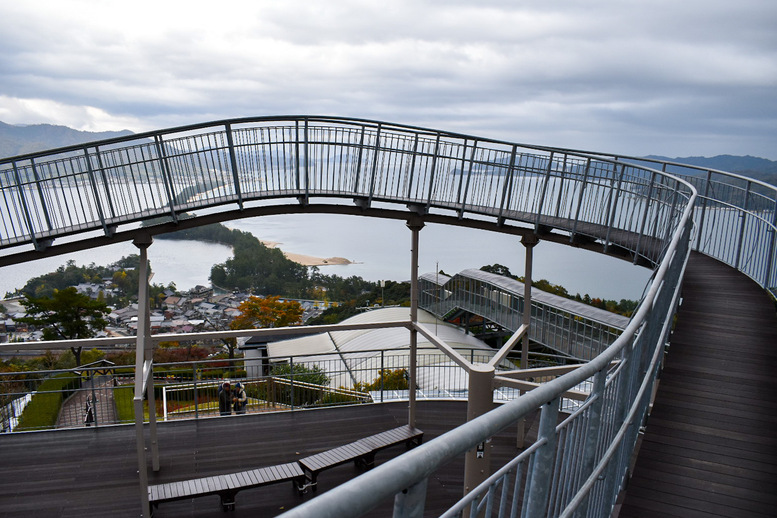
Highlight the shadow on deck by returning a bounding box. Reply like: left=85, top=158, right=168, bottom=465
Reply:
left=619, top=253, right=777, bottom=517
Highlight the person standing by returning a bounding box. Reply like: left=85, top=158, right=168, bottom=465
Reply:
left=84, top=395, right=95, bottom=426
left=233, top=382, right=247, bottom=414
left=218, top=381, right=232, bottom=416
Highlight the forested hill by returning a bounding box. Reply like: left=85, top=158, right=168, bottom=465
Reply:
left=0, top=121, right=133, bottom=158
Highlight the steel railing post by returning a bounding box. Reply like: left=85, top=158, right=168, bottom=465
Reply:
left=224, top=122, right=244, bottom=209
left=498, top=145, right=518, bottom=223
left=603, top=163, right=626, bottom=253
left=82, top=147, right=109, bottom=236
left=634, top=171, right=656, bottom=263
left=552, top=153, right=569, bottom=219
left=764, top=198, right=777, bottom=287
left=367, top=123, right=382, bottom=206
left=11, top=161, right=41, bottom=249
left=425, top=134, right=442, bottom=211
left=524, top=397, right=560, bottom=517
left=694, top=170, right=712, bottom=251
left=406, top=132, right=420, bottom=200
left=290, top=356, right=295, bottom=410
left=573, top=369, right=607, bottom=518
left=153, top=134, right=178, bottom=223
left=29, top=158, right=52, bottom=231
left=380, top=349, right=385, bottom=403
left=534, top=151, right=555, bottom=230
left=734, top=181, right=751, bottom=270
left=193, top=364, right=199, bottom=420
left=393, top=477, right=429, bottom=518
left=570, top=158, right=591, bottom=241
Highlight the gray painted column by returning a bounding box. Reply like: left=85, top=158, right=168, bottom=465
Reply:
left=407, top=219, right=424, bottom=428
left=463, top=363, right=495, bottom=503
left=518, top=233, right=539, bottom=448
left=133, top=235, right=158, bottom=517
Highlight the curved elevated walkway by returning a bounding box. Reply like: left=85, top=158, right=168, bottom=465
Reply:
left=620, top=253, right=777, bottom=517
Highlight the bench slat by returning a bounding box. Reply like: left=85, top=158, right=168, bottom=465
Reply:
left=271, top=465, right=288, bottom=482
left=244, top=469, right=259, bottom=486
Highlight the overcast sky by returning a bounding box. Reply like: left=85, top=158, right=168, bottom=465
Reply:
left=0, top=0, right=775, bottom=159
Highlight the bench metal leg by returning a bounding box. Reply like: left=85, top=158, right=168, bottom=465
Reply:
left=220, top=492, right=237, bottom=512
left=356, top=454, right=375, bottom=470
left=294, top=477, right=309, bottom=495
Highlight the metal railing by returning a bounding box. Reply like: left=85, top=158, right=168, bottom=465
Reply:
left=2, top=116, right=689, bottom=273
left=587, top=154, right=777, bottom=292
left=1, top=347, right=567, bottom=433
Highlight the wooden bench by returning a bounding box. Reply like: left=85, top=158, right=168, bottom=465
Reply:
left=148, top=461, right=305, bottom=513
left=297, top=424, right=423, bottom=490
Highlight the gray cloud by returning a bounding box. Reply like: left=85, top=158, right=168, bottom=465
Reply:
left=0, top=0, right=774, bottom=158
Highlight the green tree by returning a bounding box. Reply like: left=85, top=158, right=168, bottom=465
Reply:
left=17, top=287, right=109, bottom=366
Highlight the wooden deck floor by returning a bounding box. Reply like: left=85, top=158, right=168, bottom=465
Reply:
left=0, top=400, right=539, bottom=517
left=619, top=253, right=777, bottom=517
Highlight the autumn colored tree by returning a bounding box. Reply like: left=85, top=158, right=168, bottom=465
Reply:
left=17, top=287, right=109, bottom=366
left=230, top=295, right=304, bottom=330
left=216, top=296, right=303, bottom=360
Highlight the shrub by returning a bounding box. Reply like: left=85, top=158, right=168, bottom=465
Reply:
left=354, top=369, right=408, bottom=392
left=114, top=385, right=135, bottom=423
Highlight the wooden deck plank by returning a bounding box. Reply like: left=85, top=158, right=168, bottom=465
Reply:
left=619, top=253, right=777, bottom=517
left=0, top=400, right=521, bottom=517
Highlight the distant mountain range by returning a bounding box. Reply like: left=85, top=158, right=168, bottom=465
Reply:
left=0, top=121, right=133, bottom=158
left=0, top=121, right=774, bottom=187
left=643, top=155, right=777, bottom=186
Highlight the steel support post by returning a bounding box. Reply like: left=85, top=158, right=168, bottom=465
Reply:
left=518, top=234, right=539, bottom=448
left=133, top=395, right=149, bottom=517
left=133, top=235, right=154, bottom=518
left=407, top=219, right=424, bottom=428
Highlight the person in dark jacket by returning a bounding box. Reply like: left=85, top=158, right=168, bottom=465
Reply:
left=233, top=382, right=247, bottom=414
left=218, top=381, right=232, bottom=416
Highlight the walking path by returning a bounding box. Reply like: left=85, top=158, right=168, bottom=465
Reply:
left=56, top=375, right=118, bottom=428
left=619, top=253, right=777, bottom=517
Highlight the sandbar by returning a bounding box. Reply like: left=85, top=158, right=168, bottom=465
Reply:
left=260, top=240, right=353, bottom=267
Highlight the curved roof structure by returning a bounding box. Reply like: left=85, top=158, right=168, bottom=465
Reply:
left=248, top=307, right=495, bottom=390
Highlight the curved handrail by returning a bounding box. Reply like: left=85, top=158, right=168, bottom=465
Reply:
left=1, top=116, right=694, bottom=274
left=577, top=152, right=777, bottom=291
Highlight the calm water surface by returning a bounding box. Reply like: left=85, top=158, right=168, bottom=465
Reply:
left=0, top=214, right=651, bottom=301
